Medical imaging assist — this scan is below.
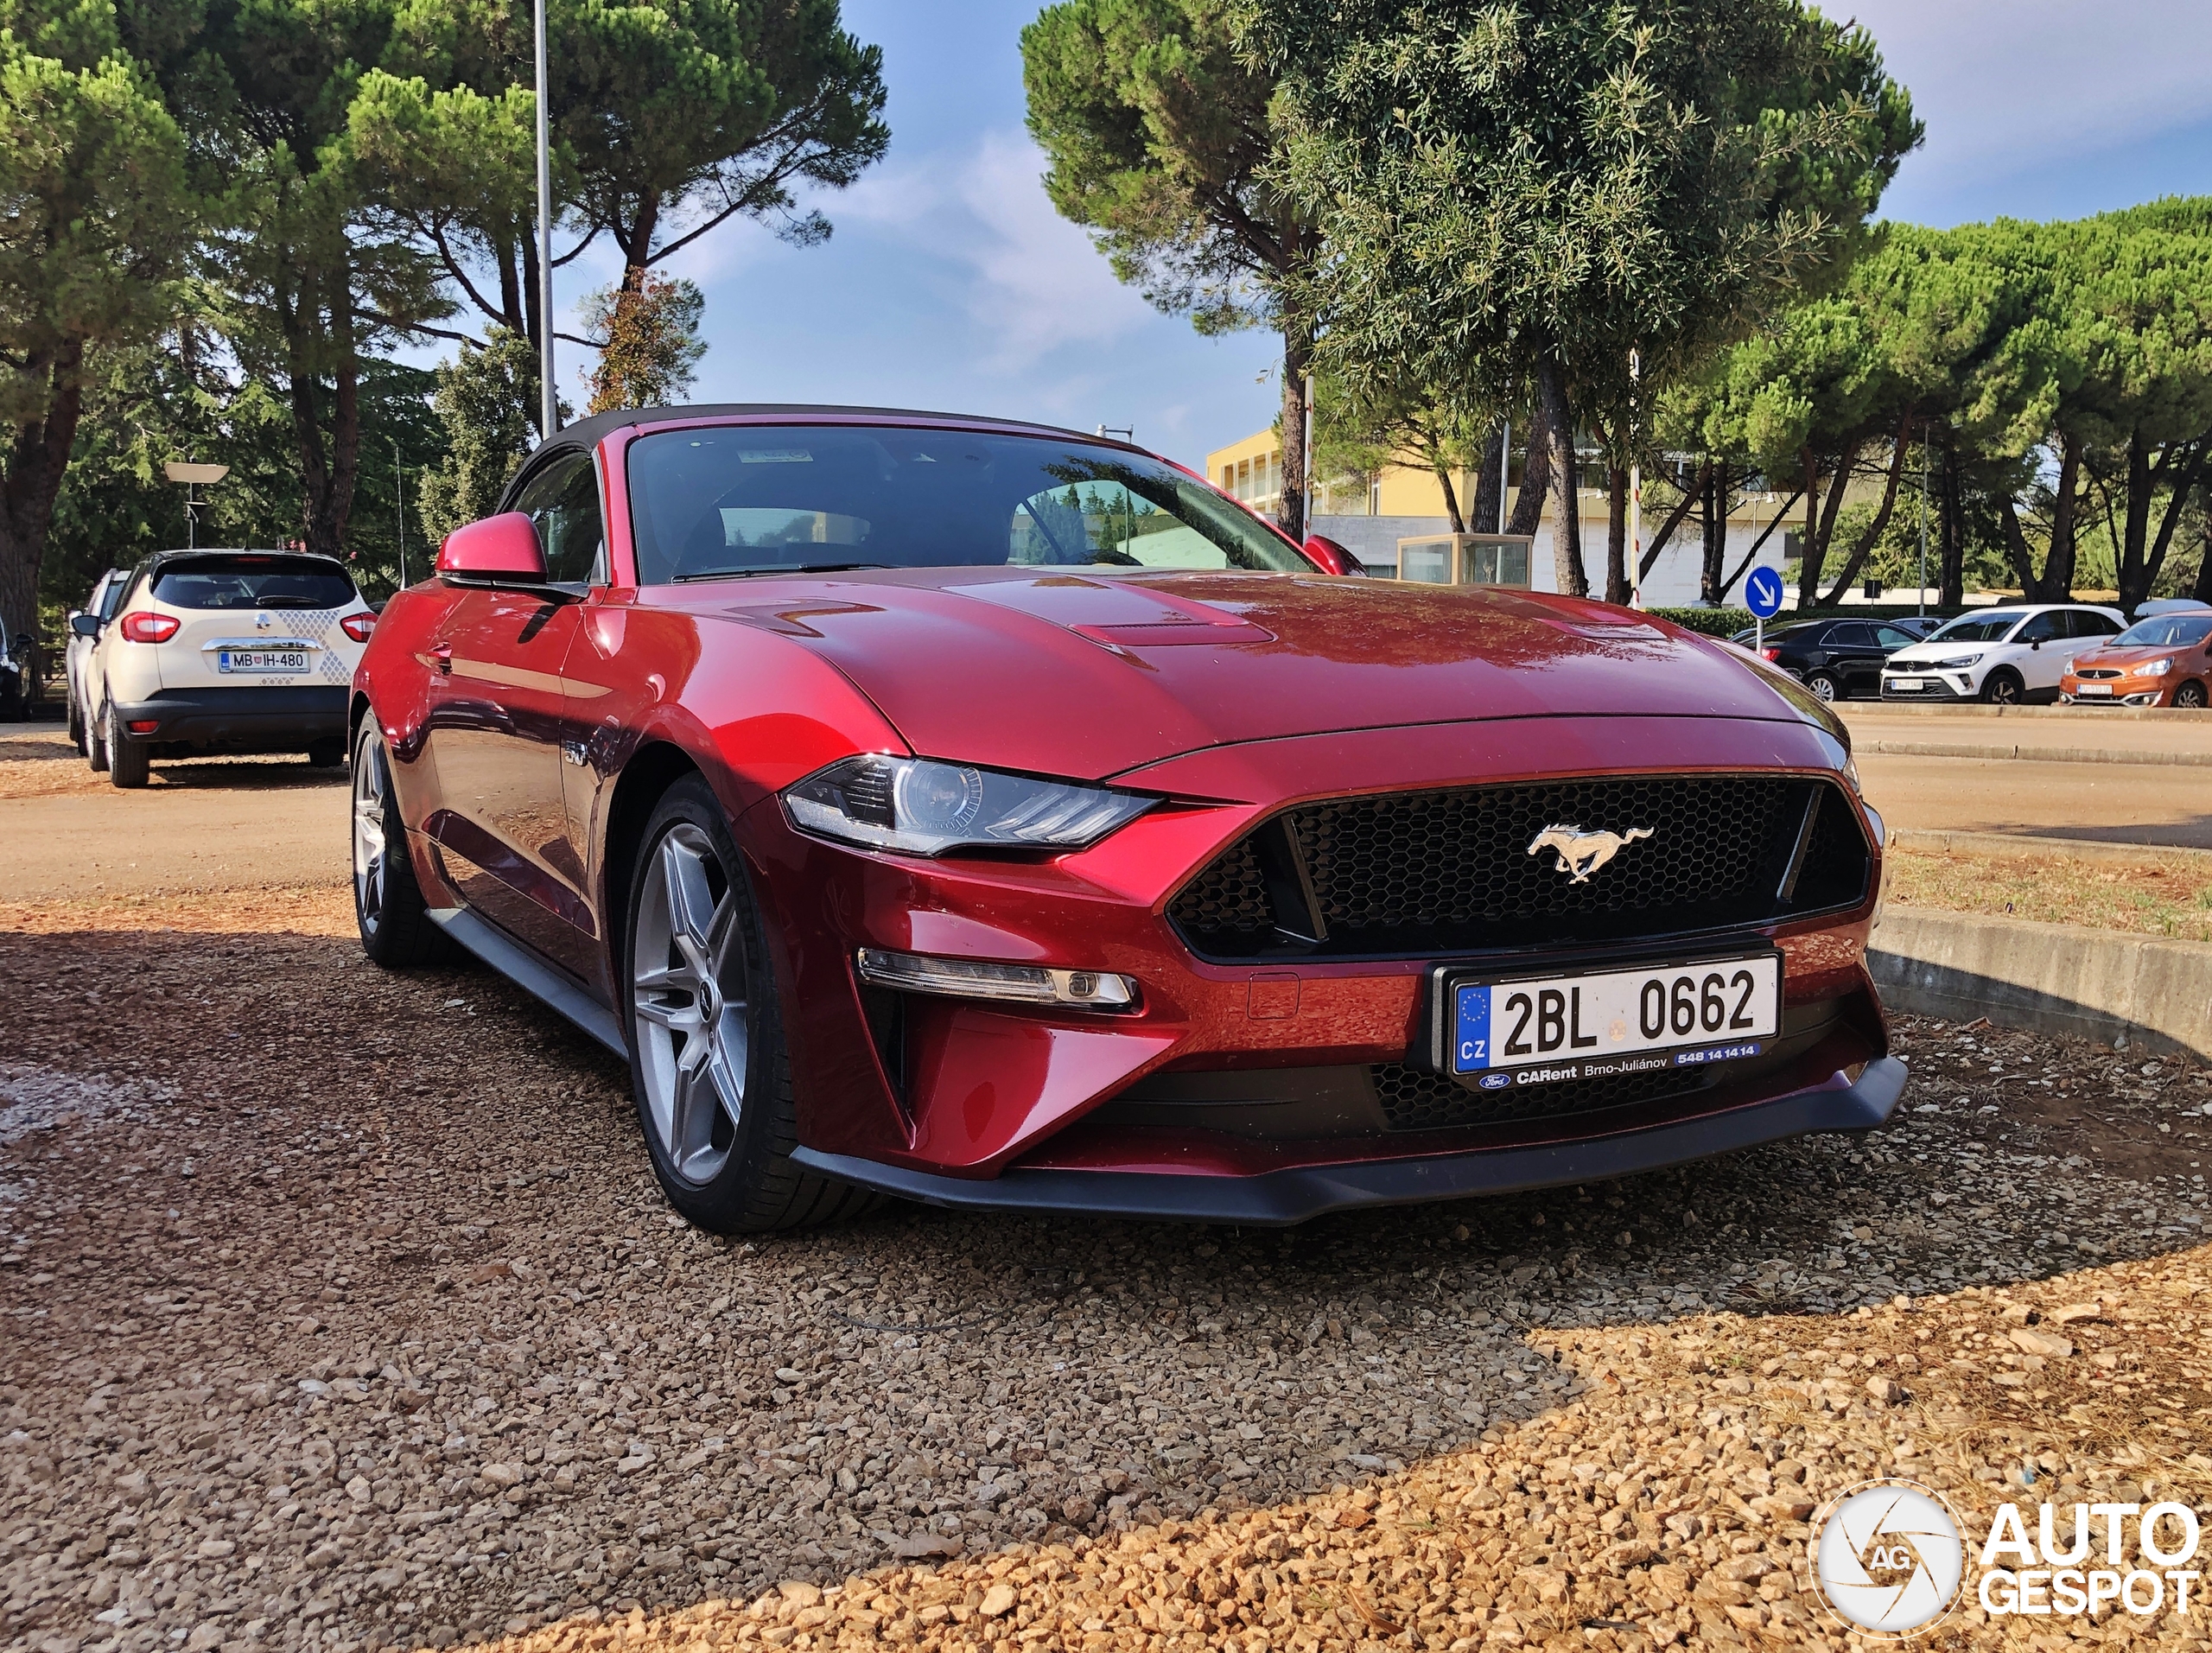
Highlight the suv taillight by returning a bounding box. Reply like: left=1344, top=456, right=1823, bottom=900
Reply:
left=120, top=611, right=180, bottom=643
left=340, top=612, right=375, bottom=642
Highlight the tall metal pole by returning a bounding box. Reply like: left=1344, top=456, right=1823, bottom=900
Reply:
left=393, top=438, right=407, bottom=588
left=1916, top=422, right=1929, bottom=619
left=534, top=0, right=557, bottom=439
left=1628, top=350, right=1643, bottom=609
left=1301, top=374, right=1314, bottom=540
left=1497, top=420, right=1509, bottom=534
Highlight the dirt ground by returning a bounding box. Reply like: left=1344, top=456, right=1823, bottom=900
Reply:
left=1855, top=752, right=2212, bottom=850
left=0, top=731, right=346, bottom=900
left=5, top=730, right=2212, bottom=1653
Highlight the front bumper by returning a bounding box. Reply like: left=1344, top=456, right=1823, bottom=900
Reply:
left=2060, top=684, right=2166, bottom=706
left=741, top=714, right=1892, bottom=1221
left=1881, top=675, right=1978, bottom=702
left=112, top=686, right=347, bottom=751
left=794, top=1055, right=1907, bottom=1224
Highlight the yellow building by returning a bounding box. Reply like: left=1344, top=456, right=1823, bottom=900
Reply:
left=1203, top=426, right=1810, bottom=605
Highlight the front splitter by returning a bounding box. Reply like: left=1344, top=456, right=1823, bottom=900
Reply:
left=791, top=1055, right=1908, bottom=1226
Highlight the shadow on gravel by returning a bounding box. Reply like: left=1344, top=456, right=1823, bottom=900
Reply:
left=3, top=922, right=2209, bottom=1652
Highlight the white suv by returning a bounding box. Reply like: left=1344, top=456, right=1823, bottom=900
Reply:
left=1879, top=604, right=2125, bottom=705
left=65, top=568, right=126, bottom=755
left=80, top=550, right=376, bottom=787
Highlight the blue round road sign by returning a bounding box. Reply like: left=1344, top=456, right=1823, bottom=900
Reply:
left=1744, top=566, right=1784, bottom=619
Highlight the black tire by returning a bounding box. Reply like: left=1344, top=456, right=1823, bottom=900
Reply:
left=67, top=691, right=82, bottom=755
left=1806, top=671, right=1842, bottom=703
left=86, top=690, right=108, bottom=772
left=105, top=702, right=148, bottom=788
left=624, top=775, right=876, bottom=1233
left=1980, top=669, right=2024, bottom=705
left=2175, top=679, right=2208, bottom=709
left=351, top=718, right=452, bottom=966
left=308, top=736, right=346, bottom=768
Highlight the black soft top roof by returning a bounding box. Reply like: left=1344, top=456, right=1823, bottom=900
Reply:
left=522, top=402, right=1129, bottom=467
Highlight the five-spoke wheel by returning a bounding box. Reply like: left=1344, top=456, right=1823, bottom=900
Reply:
left=632, top=821, right=752, bottom=1187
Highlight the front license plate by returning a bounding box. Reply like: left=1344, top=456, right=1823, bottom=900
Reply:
left=1888, top=677, right=1924, bottom=690
left=217, top=649, right=308, bottom=673
left=2076, top=683, right=2113, bottom=696
left=1446, top=953, right=1782, bottom=1088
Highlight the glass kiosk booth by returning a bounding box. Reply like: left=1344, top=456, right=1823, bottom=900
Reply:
left=1395, top=532, right=1535, bottom=588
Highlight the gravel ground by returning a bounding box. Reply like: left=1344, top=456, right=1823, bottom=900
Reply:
left=4, top=879, right=2212, bottom=1653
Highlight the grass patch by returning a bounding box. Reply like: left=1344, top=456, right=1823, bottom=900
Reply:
left=1886, top=847, right=2212, bottom=941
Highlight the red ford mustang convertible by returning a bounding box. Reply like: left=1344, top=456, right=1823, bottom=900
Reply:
left=351, top=404, right=1902, bottom=1230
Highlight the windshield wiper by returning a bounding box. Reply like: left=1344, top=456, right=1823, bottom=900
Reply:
left=673, top=562, right=890, bottom=582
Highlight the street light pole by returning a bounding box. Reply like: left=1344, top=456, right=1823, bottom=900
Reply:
left=534, top=0, right=557, bottom=439
left=393, top=438, right=407, bottom=588
left=1917, top=422, right=1929, bottom=620
left=1628, top=349, right=1643, bottom=610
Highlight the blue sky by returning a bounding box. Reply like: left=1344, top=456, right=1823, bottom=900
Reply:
left=551, top=0, right=2212, bottom=473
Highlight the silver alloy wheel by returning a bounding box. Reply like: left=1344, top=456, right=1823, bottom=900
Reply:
left=352, top=734, right=390, bottom=938
left=1808, top=672, right=1839, bottom=703
left=632, top=822, right=750, bottom=1186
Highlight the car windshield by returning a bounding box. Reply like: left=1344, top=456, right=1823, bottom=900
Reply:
left=1922, top=612, right=2025, bottom=644
left=2113, top=614, right=2212, bottom=647
left=626, top=424, right=1312, bottom=584
left=150, top=555, right=357, bottom=610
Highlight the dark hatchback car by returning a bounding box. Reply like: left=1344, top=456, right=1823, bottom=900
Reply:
left=1729, top=618, right=1929, bottom=702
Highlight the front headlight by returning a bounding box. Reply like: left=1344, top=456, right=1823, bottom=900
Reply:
left=2144, top=657, right=2174, bottom=677
left=1931, top=653, right=1983, bottom=671
left=784, top=754, right=1156, bottom=855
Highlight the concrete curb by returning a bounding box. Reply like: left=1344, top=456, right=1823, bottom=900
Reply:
left=1857, top=738, right=2212, bottom=767
left=1839, top=703, right=2212, bottom=723
left=1887, top=830, right=2212, bottom=868
left=1869, top=906, right=2212, bottom=1060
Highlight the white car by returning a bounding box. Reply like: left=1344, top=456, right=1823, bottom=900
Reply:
left=64, top=568, right=127, bottom=755
left=80, top=549, right=377, bottom=787
left=1879, top=603, right=2125, bottom=705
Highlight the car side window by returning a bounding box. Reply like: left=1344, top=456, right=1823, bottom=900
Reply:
left=2017, top=613, right=2063, bottom=644
left=512, top=453, right=607, bottom=586
left=2068, top=611, right=2118, bottom=638
left=1825, top=623, right=1872, bottom=647
left=1874, top=626, right=1915, bottom=649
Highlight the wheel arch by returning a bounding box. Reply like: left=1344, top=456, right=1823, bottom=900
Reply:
left=601, top=740, right=706, bottom=971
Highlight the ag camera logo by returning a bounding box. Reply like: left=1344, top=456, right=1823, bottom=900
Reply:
left=1812, top=1480, right=1967, bottom=1636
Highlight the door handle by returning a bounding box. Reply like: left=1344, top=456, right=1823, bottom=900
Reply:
left=429, top=642, right=453, bottom=676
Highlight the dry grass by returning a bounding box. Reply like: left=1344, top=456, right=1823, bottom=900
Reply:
left=1886, top=846, right=2212, bottom=942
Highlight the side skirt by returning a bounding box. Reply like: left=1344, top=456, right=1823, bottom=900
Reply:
left=426, top=906, right=628, bottom=1058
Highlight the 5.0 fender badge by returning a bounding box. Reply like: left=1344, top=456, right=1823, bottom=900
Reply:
left=1528, top=824, right=1654, bottom=883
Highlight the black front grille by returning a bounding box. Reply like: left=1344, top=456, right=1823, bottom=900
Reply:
left=1370, top=1062, right=1712, bottom=1131
left=1169, top=774, right=1869, bottom=961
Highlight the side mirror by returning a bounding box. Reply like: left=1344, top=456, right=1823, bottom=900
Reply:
left=1303, top=534, right=1365, bottom=577
left=69, top=613, right=100, bottom=639
left=437, top=512, right=545, bottom=583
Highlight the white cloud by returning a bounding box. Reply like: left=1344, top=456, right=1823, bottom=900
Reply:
left=842, top=129, right=1156, bottom=371
left=1853, top=0, right=2212, bottom=185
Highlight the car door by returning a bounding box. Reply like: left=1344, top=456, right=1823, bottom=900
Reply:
left=2012, top=610, right=2068, bottom=692
left=418, top=450, right=603, bottom=978
left=1823, top=623, right=1879, bottom=695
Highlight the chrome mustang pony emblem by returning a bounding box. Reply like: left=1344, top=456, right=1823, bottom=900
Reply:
left=1528, top=824, right=1654, bottom=883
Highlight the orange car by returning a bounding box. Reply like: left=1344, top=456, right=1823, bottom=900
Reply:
left=2061, top=610, right=2212, bottom=707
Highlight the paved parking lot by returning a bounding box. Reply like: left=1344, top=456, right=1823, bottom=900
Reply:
left=3, top=725, right=2211, bottom=1653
